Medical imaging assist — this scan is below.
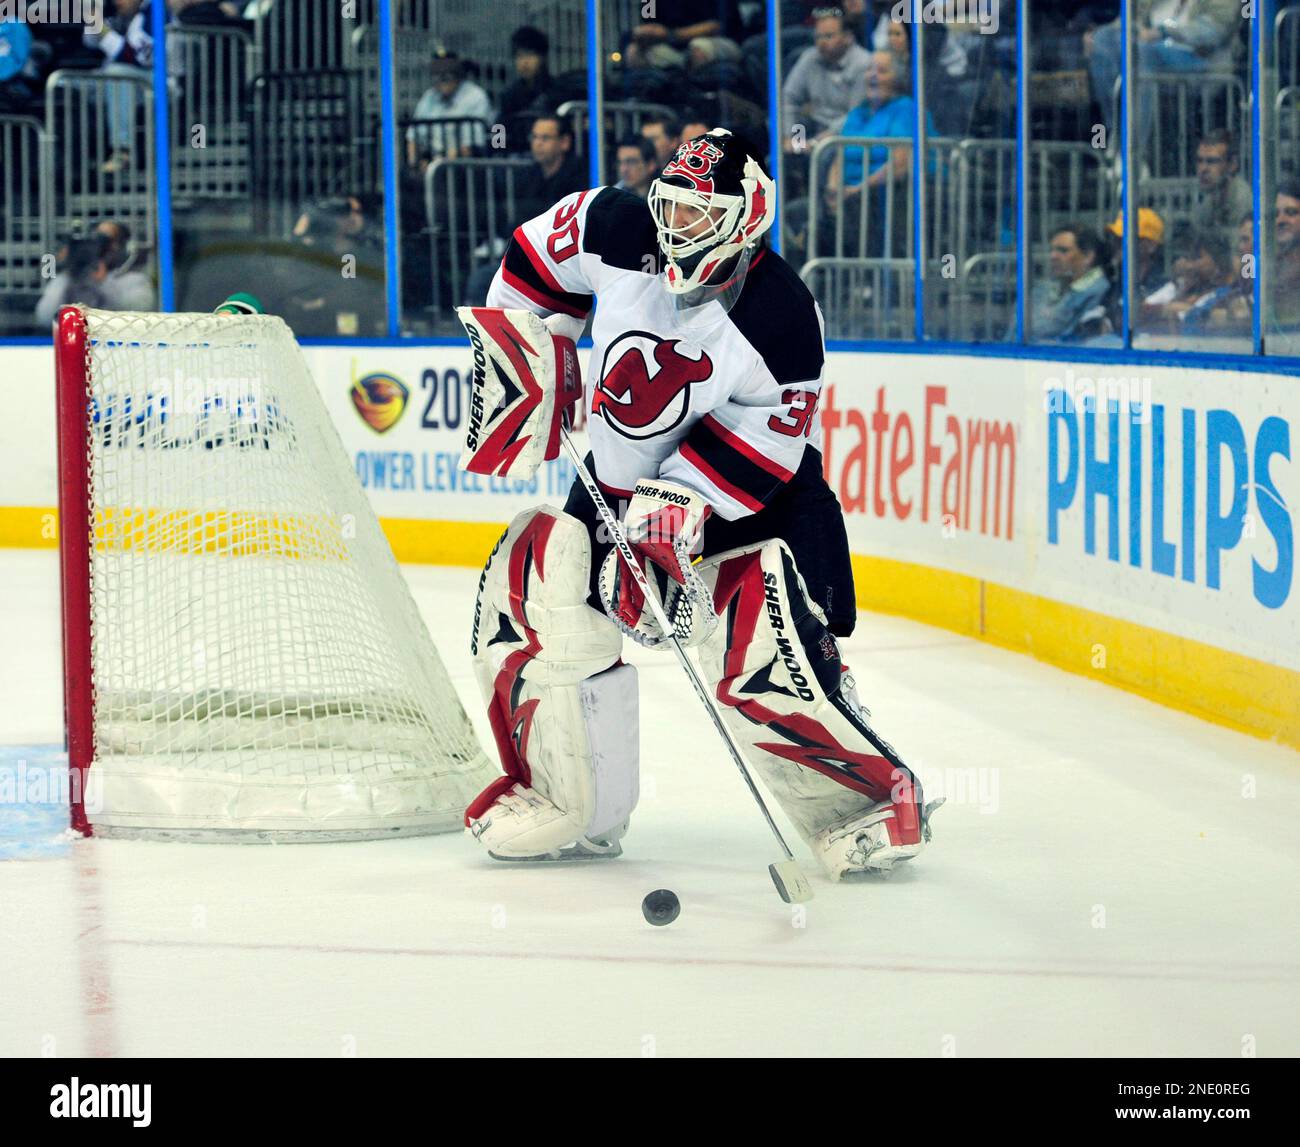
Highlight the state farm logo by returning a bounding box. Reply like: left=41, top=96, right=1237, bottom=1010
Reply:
left=591, top=332, right=712, bottom=440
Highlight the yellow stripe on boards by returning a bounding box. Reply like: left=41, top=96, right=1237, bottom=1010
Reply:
left=3, top=506, right=1296, bottom=749
left=851, top=552, right=1300, bottom=750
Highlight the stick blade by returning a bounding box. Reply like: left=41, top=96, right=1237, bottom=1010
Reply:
left=769, top=859, right=814, bottom=903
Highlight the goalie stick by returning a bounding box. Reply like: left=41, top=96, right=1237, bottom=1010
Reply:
left=558, top=429, right=814, bottom=906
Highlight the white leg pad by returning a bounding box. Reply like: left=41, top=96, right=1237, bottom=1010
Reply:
left=695, top=539, right=926, bottom=874
left=466, top=508, right=639, bottom=859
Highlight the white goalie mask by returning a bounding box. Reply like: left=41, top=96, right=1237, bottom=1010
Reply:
left=648, top=128, right=776, bottom=310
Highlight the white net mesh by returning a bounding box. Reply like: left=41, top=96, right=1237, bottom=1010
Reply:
left=72, top=308, right=494, bottom=840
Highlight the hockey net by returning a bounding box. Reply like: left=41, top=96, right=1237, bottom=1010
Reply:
left=55, top=306, right=495, bottom=840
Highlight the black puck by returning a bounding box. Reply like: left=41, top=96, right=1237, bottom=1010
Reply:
left=641, top=888, right=680, bottom=926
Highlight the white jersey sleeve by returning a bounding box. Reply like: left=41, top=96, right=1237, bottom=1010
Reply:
left=486, top=187, right=604, bottom=321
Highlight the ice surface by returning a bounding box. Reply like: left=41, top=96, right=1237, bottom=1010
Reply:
left=1, top=548, right=1297, bottom=1057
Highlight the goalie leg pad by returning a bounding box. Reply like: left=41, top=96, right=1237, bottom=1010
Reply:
left=696, top=539, right=928, bottom=877
left=467, top=508, right=639, bottom=859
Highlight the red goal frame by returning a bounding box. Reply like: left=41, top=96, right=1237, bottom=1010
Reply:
left=54, top=306, right=95, bottom=835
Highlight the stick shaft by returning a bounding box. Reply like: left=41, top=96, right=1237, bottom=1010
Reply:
left=561, top=431, right=797, bottom=862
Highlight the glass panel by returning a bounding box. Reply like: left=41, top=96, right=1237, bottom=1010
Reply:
left=1025, top=2, right=1117, bottom=346
left=1267, top=2, right=1299, bottom=354
left=779, top=5, right=920, bottom=340
left=171, top=1, right=386, bottom=337
left=1130, top=0, right=1253, bottom=353
left=398, top=1, right=589, bottom=335
left=3, top=8, right=160, bottom=335
left=920, top=5, right=1019, bottom=342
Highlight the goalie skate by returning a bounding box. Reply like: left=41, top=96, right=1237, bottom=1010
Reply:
left=470, top=783, right=626, bottom=862
left=814, top=793, right=945, bottom=878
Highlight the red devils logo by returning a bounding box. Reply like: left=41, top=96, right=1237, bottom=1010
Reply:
left=661, top=138, right=725, bottom=193
left=592, top=332, right=713, bottom=439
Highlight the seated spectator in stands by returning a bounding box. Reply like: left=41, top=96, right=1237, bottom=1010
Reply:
left=1192, top=130, right=1252, bottom=246
left=407, top=51, right=492, bottom=165
left=640, top=112, right=682, bottom=168
left=1139, top=229, right=1235, bottom=334
left=96, top=220, right=155, bottom=310
left=625, top=0, right=746, bottom=71
left=498, top=26, right=556, bottom=147
left=82, top=0, right=160, bottom=174
left=1085, top=1, right=1241, bottom=171
left=1028, top=225, right=1112, bottom=343
left=517, top=114, right=587, bottom=222
left=260, top=195, right=385, bottom=337
left=615, top=135, right=658, bottom=198
left=1271, top=179, right=1300, bottom=333
left=679, top=113, right=712, bottom=144
left=35, top=233, right=112, bottom=328
left=1103, top=207, right=1167, bottom=328
left=462, top=115, right=587, bottom=305
left=781, top=7, right=871, bottom=151
left=173, top=0, right=251, bottom=30
left=817, top=48, right=932, bottom=257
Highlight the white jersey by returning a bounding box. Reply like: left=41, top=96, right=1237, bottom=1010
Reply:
left=486, top=186, right=826, bottom=519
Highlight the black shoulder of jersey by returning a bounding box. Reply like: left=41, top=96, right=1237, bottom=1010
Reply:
left=582, top=186, right=659, bottom=274
left=728, top=250, right=825, bottom=385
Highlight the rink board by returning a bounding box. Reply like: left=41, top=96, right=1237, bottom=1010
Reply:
left=2, top=343, right=1296, bottom=747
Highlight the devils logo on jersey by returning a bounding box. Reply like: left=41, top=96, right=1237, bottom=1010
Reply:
left=661, top=137, right=726, bottom=193
left=592, top=332, right=713, bottom=440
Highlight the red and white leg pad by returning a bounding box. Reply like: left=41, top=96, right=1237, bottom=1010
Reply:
left=695, top=539, right=932, bottom=877
left=466, top=508, right=638, bottom=859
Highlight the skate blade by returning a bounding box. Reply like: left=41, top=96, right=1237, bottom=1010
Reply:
left=488, top=842, right=623, bottom=863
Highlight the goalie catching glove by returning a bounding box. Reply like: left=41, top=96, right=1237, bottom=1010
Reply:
left=455, top=307, right=583, bottom=477
left=597, top=479, right=718, bottom=647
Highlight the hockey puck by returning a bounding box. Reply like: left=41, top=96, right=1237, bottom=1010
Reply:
left=641, top=889, right=680, bottom=927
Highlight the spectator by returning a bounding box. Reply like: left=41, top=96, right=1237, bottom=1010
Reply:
left=1028, top=224, right=1112, bottom=343
left=173, top=0, right=251, bottom=30
left=640, top=112, right=682, bottom=167
left=407, top=51, right=492, bottom=165
left=615, top=134, right=658, bottom=199
left=35, top=234, right=111, bottom=327
left=83, top=0, right=160, bottom=174
left=1085, top=1, right=1241, bottom=171
left=625, top=0, right=746, bottom=71
left=1103, top=207, right=1167, bottom=328
left=462, top=115, right=587, bottom=304
left=781, top=7, right=871, bottom=149
left=1140, top=229, right=1235, bottom=334
left=679, top=114, right=712, bottom=144
left=96, top=220, right=154, bottom=310
left=1271, top=178, right=1300, bottom=332
left=817, top=48, right=932, bottom=257
left=1193, top=212, right=1256, bottom=335
left=497, top=26, right=556, bottom=145
left=1191, top=130, right=1252, bottom=247
left=517, top=114, right=587, bottom=222
left=268, top=195, right=385, bottom=337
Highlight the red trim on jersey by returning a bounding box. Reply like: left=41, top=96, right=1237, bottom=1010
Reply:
left=678, top=441, right=765, bottom=514
left=512, top=226, right=591, bottom=320
left=501, top=265, right=588, bottom=320
left=700, top=413, right=795, bottom=481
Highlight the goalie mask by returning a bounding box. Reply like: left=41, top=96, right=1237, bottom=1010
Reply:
left=648, top=128, right=775, bottom=311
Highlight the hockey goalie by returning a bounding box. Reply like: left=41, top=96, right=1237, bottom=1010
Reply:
left=458, top=129, right=937, bottom=881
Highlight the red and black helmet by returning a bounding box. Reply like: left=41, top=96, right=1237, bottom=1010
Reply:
left=648, top=128, right=776, bottom=295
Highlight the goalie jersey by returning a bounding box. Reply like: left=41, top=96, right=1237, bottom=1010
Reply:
left=486, top=186, right=826, bottom=520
